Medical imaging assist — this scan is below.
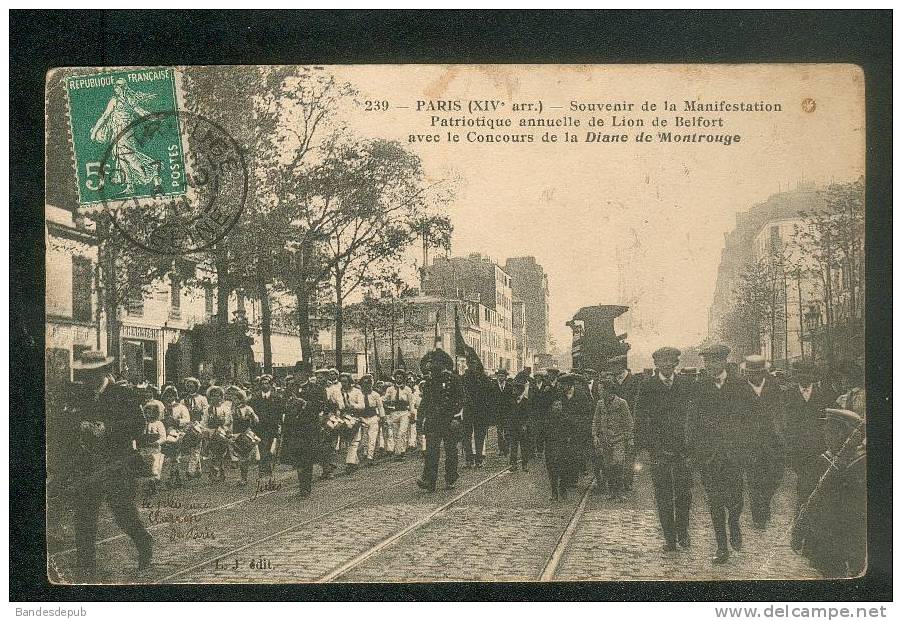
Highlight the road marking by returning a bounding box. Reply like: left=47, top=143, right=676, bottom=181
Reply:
left=317, top=466, right=513, bottom=583
left=539, top=478, right=594, bottom=581
left=160, top=474, right=418, bottom=583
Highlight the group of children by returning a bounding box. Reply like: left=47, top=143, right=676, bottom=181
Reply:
left=135, top=370, right=428, bottom=494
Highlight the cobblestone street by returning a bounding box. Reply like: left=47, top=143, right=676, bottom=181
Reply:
left=48, top=430, right=822, bottom=584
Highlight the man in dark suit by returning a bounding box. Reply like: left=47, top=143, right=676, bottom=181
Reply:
left=687, top=344, right=746, bottom=564
left=559, top=372, right=594, bottom=486
left=281, top=362, right=327, bottom=498
left=634, top=346, right=694, bottom=552
left=70, top=350, right=152, bottom=579
left=491, top=369, right=517, bottom=457
left=507, top=375, right=534, bottom=471
left=417, top=350, right=465, bottom=492
left=250, top=373, right=285, bottom=477
left=784, top=359, right=832, bottom=530
left=738, top=355, right=786, bottom=529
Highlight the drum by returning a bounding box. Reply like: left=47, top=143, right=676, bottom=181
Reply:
left=181, top=422, right=203, bottom=449
left=340, top=414, right=359, bottom=432
left=207, top=427, right=230, bottom=453
left=165, top=429, right=183, bottom=444
left=234, top=429, right=261, bottom=452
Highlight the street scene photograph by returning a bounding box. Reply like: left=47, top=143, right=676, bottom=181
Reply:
left=42, top=63, right=866, bottom=585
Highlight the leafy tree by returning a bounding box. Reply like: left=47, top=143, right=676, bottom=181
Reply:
left=792, top=178, right=865, bottom=364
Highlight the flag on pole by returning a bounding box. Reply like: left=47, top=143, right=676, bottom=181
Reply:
left=454, top=304, right=484, bottom=374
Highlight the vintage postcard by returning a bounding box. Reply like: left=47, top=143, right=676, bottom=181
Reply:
left=44, top=64, right=866, bottom=585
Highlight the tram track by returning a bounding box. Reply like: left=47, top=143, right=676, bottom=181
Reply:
left=49, top=456, right=413, bottom=563
left=161, top=471, right=419, bottom=583
left=539, top=478, right=594, bottom=581
left=317, top=466, right=513, bottom=582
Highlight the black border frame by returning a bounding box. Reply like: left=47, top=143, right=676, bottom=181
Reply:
left=10, top=9, right=892, bottom=602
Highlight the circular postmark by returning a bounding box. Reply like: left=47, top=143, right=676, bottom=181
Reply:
left=97, top=109, right=247, bottom=255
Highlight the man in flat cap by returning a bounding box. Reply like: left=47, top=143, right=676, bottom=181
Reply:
left=634, top=346, right=694, bottom=552
left=607, top=355, right=643, bottom=492
left=687, top=343, right=745, bottom=563
left=69, top=350, right=152, bottom=578
left=791, top=408, right=866, bottom=578
left=738, top=354, right=786, bottom=529
left=784, top=359, right=833, bottom=523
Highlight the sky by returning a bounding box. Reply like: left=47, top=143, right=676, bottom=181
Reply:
left=326, top=64, right=864, bottom=365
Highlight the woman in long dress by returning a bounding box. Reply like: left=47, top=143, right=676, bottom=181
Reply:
left=90, top=78, right=162, bottom=195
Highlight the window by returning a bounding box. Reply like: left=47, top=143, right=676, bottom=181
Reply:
left=71, top=256, right=93, bottom=322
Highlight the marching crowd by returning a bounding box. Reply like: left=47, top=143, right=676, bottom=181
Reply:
left=55, top=343, right=867, bottom=580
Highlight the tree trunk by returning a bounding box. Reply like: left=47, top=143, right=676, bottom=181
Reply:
left=363, top=322, right=370, bottom=374
left=213, top=247, right=232, bottom=378
left=390, top=295, right=396, bottom=371
left=796, top=269, right=805, bottom=360
left=371, top=324, right=382, bottom=380
left=295, top=284, right=312, bottom=365
left=334, top=268, right=344, bottom=371
left=257, top=261, right=273, bottom=374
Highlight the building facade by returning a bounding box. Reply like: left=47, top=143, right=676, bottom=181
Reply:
left=422, top=253, right=517, bottom=371
left=707, top=183, right=863, bottom=368
left=504, top=256, right=551, bottom=357
left=44, top=204, right=366, bottom=386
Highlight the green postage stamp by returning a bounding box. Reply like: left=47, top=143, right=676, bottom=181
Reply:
left=65, top=67, right=186, bottom=205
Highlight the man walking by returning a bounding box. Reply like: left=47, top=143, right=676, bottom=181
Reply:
left=70, top=350, right=152, bottom=579
left=738, top=355, right=785, bottom=529
left=688, top=344, right=745, bottom=564
left=384, top=369, right=415, bottom=462
left=351, top=375, right=384, bottom=469
left=784, top=359, right=832, bottom=530
left=282, top=363, right=325, bottom=498
left=417, top=350, right=465, bottom=492
left=492, top=369, right=516, bottom=457
left=249, top=374, right=284, bottom=477
left=607, top=355, right=643, bottom=491
left=634, top=347, right=693, bottom=552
